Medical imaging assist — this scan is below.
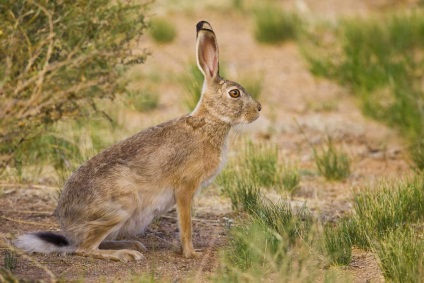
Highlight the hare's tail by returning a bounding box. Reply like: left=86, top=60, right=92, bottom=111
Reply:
left=15, top=232, right=74, bottom=254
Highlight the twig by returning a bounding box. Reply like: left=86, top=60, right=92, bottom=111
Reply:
left=0, top=236, right=57, bottom=282
left=151, top=234, right=179, bottom=249
left=293, top=118, right=316, bottom=149
left=160, top=215, right=221, bottom=224
left=28, top=0, right=56, bottom=110
left=0, top=209, right=53, bottom=215
left=194, top=230, right=221, bottom=281
left=0, top=183, right=58, bottom=190
left=0, top=215, right=57, bottom=227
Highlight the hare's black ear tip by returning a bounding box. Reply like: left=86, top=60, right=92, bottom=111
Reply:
left=196, top=21, right=213, bottom=33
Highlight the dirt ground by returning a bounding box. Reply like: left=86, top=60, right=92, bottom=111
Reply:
left=1, top=0, right=419, bottom=282
left=0, top=188, right=228, bottom=282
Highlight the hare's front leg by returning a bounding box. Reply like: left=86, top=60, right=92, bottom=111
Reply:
left=175, top=187, right=198, bottom=258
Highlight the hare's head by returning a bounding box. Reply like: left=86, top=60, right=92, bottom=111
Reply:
left=191, top=21, right=261, bottom=125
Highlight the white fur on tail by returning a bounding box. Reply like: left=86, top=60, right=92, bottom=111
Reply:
left=15, top=233, right=74, bottom=254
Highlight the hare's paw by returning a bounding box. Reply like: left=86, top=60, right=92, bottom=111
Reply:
left=182, top=248, right=201, bottom=259
left=77, top=249, right=144, bottom=262
left=129, top=240, right=147, bottom=252
left=99, top=240, right=147, bottom=252
left=115, top=249, right=144, bottom=262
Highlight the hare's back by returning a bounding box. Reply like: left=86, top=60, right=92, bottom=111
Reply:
left=60, top=116, right=201, bottom=199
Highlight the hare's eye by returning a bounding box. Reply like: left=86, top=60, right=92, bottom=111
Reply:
left=229, top=89, right=240, bottom=98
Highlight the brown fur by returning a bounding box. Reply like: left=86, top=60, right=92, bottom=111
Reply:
left=15, top=21, right=261, bottom=262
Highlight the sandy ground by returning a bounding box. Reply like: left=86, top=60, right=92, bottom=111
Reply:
left=1, top=0, right=418, bottom=282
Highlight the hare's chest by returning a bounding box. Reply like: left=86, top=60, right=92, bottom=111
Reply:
left=200, top=142, right=228, bottom=189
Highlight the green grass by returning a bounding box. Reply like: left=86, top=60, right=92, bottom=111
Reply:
left=219, top=195, right=313, bottom=277
left=3, top=251, right=17, bottom=270
left=307, top=100, right=338, bottom=113
left=149, top=18, right=177, bottom=44
left=0, top=102, right=124, bottom=185
left=0, top=268, right=22, bottom=282
left=217, top=155, right=424, bottom=282
left=411, top=140, right=424, bottom=170
left=352, top=178, right=424, bottom=247
left=126, top=89, right=159, bottom=112
left=223, top=178, right=261, bottom=213
left=323, top=220, right=353, bottom=265
left=180, top=62, right=204, bottom=111
left=7, top=133, right=82, bottom=182
left=215, top=141, right=314, bottom=280
left=244, top=142, right=281, bottom=188
left=313, top=137, right=350, bottom=181
left=304, top=11, right=424, bottom=169
left=254, top=6, right=301, bottom=44
left=237, top=75, right=263, bottom=100
left=281, top=162, right=300, bottom=194
left=223, top=214, right=311, bottom=269
left=374, top=227, right=424, bottom=283
left=217, top=141, right=301, bottom=199
left=231, top=0, right=243, bottom=10
left=323, top=176, right=424, bottom=281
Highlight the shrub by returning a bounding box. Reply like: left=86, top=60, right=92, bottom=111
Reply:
left=149, top=18, right=177, bottom=44
left=0, top=0, right=149, bottom=170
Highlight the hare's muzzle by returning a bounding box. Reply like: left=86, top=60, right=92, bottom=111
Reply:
left=257, top=102, right=262, bottom=112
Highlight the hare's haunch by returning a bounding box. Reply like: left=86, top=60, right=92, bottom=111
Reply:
left=15, top=21, right=261, bottom=262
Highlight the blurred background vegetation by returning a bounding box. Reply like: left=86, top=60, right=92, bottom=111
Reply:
left=0, top=0, right=148, bottom=173
left=1, top=0, right=424, bottom=282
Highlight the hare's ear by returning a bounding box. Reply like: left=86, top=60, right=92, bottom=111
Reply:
left=196, top=21, right=219, bottom=80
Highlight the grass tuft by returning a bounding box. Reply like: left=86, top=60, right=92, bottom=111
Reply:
left=223, top=179, right=261, bottom=213
left=323, top=220, right=353, bottom=265
left=180, top=63, right=204, bottom=111
left=11, top=134, right=82, bottom=179
left=254, top=6, right=301, bottom=44
left=281, top=163, right=300, bottom=194
left=304, top=12, right=424, bottom=169
left=223, top=198, right=312, bottom=271
left=217, top=141, right=301, bottom=197
left=313, top=137, right=350, bottom=181
left=323, top=176, right=424, bottom=282
left=244, top=142, right=281, bottom=188
left=127, top=89, right=159, bottom=112
left=216, top=141, right=312, bottom=278
left=149, top=18, right=177, bottom=44
left=374, top=227, right=424, bottom=283
left=411, top=140, right=424, bottom=171
left=3, top=251, right=17, bottom=270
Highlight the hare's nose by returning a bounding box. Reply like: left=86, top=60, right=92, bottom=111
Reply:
left=257, top=102, right=262, bottom=112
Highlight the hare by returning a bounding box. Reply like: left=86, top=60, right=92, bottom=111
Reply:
left=15, top=21, right=261, bottom=262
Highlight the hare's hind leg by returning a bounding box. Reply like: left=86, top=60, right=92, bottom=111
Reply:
left=99, top=240, right=146, bottom=252
left=72, top=213, right=144, bottom=261
left=75, top=228, right=145, bottom=262
left=76, top=248, right=144, bottom=262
